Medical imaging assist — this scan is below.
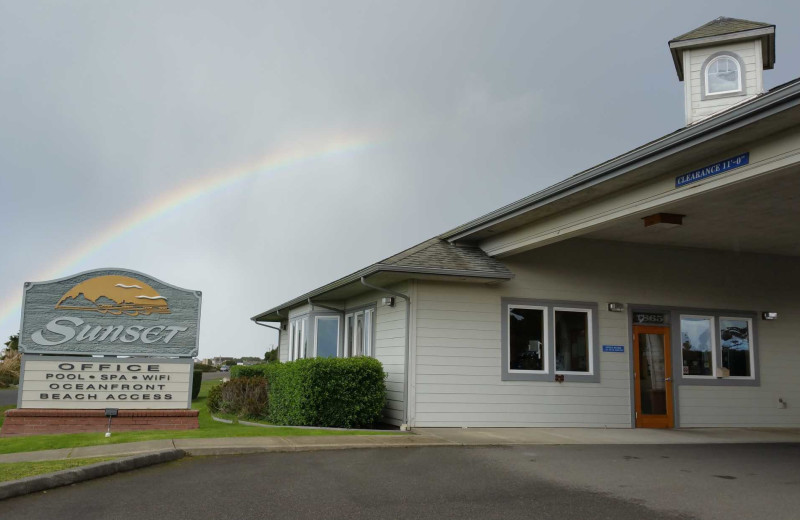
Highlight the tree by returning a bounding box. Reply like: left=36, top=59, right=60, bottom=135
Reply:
left=224, top=359, right=238, bottom=367
left=264, top=347, right=278, bottom=363
left=2, top=334, right=18, bottom=360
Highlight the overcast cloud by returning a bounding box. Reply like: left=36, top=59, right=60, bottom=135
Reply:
left=1, top=1, right=798, bottom=359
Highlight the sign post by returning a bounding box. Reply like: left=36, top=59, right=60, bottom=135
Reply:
left=2, top=268, right=202, bottom=437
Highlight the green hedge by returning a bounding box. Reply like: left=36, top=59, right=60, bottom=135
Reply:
left=231, top=358, right=386, bottom=428
left=268, top=357, right=386, bottom=428
left=191, top=370, right=203, bottom=400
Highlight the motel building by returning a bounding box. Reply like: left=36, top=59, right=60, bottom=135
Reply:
left=253, top=18, right=800, bottom=430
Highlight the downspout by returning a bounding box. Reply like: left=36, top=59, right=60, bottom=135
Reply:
left=360, top=276, right=411, bottom=431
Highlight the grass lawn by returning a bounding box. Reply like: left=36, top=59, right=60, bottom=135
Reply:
left=0, top=457, right=119, bottom=483
left=0, top=405, right=13, bottom=429
left=0, top=380, right=397, bottom=455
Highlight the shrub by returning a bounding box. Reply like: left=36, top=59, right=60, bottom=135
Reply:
left=230, top=363, right=273, bottom=380
left=0, top=351, right=20, bottom=388
left=191, top=370, right=203, bottom=400
left=268, top=357, right=386, bottom=428
left=206, top=377, right=270, bottom=419
left=193, top=363, right=216, bottom=372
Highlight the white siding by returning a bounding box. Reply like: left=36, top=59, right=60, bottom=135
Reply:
left=684, top=40, right=761, bottom=124
left=413, top=239, right=800, bottom=428
left=344, top=283, right=408, bottom=426
left=278, top=322, right=289, bottom=363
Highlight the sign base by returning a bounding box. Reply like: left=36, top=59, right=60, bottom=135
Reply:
left=0, top=409, right=199, bottom=437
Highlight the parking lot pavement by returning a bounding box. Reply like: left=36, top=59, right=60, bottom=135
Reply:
left=4, top=443, right=799, bottom=519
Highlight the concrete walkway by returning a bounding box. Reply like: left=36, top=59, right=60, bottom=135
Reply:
left=2, top=427, right=800, bottom=463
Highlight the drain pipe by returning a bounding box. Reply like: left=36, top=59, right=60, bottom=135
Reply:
left=360, top=276, right=411, bottom=431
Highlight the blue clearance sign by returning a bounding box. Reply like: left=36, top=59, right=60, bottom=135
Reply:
left=675, top=152, right=749, bottom=188
left=602, top=345, right=625, bottom=353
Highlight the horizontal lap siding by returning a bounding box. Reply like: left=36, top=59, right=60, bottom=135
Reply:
left=413, top=239, right=800, bottom=428
left=345, top=285, right=407, bottom=425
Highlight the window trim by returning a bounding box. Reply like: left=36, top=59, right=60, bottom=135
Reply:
left=313, top=315, right=340, bottom=358
left=719, top=315, right=756, bottom=380
left=553, top=306, right=594, bottom=376
left=701, top=51, right=746, bottom=101
left=507, top=304, right=549, bottom=375
left=679, top=314, right=717, bottom=380
left=501, top=298, right=599, bottom=383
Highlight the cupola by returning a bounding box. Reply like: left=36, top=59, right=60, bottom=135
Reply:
left=669, top=17, right=775, bottom=125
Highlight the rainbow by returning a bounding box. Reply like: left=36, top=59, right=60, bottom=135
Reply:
left=0, top=134, right=377, bottom=333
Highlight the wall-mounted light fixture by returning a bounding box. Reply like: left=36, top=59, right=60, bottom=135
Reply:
left=608, top=302, right=625, bottom=312
left=643, top=213, right=684, bottom=228
left=381, top=297, right=395, bottom=307
left=762, top=312, right=778, bottom=320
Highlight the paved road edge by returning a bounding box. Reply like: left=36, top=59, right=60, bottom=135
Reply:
left=0, top=449, right=185, bottom=501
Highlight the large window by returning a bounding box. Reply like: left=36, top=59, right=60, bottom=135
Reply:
left=508, top=306, right=547, bottom=372
left=703, top=53, right=744, bottom=97
left=314, top=316, right=340, bottom=358
left=680, top=315, right=715, bottom=377
left=502, top=299, right=597, bottom=382
left=720, top=317, right=754, bottom=378
left=554, top=308, right=592, bottom=374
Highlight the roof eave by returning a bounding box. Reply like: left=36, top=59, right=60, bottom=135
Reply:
left=251, top=265, right=513, bottom=322
left=441, top=76, right=800, bottom=243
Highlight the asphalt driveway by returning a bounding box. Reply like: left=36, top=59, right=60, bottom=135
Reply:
left=4, top=443, right=799, bottom=519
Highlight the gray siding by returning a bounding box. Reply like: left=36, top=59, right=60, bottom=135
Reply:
left=413, top=239, right=800, bottom=428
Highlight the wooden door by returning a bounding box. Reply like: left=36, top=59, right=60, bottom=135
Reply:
left=633, top=325, right=674, bottom=428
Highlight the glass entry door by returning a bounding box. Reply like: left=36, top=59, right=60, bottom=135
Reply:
left=633, top=325, right=674, bottom=428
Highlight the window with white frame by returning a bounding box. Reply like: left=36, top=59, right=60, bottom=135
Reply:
left=705, top=55, right=741, bottom=95
left=554, top=308, right=592, bottom=374
left=503, top=299, right=598, bottom=382
left=343, top=308, right=374, bottom=357
left=288, top=318, right=307, bottom=361
left=680, top=315, right=715, bottom=377
left=720, top=316, right=754, bottom=378
left=314, top=315, right=340, bottom=358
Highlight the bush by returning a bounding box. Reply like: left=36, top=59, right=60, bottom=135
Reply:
left=0, top=351, right=20, bottom=388
left=268, top=357, right=386, bottom=428
left=194, top=363, right=216, bottom=373
left=191, top=370, right=203, bottom=400
left=206, top=377, right=270, bottom=419
left=230, top=363, right=272, bottom=380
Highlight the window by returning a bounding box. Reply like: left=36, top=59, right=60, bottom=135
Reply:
left=554, top=308, right=592, bottom=374
left=720, top=317, right=754, bottom=378
left=680, top=315, right=715, bottom=377
left=502, top=299, right=598, bottom=382
left=343, top=308, right=374, bottom=357
left=508, top=305, right=547, bottom=372
left=314, top=316, right=339, bottom=358
left=288, top=318, right=306, bottom=361
left=705, top=55, right=741, bottom=95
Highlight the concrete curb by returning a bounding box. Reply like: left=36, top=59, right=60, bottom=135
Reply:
left=181, top=441, right=454, bottom=457
left=0, top=449, right=185, bottom=501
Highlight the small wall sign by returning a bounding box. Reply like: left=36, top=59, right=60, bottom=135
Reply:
left=633, top=312, right=667, bottom=325
left=602, top=345, right=625, bottom=353
left=675, top=152, right=749, bottom=188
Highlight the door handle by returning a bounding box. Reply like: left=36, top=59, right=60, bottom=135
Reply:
left=665, top=377, right=672, bottom=382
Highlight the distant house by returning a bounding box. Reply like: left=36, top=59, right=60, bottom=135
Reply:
left=254, top=18, right=800, bottom=430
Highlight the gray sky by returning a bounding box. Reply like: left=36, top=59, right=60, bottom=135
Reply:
left=2, top=1, right=798, bottom=359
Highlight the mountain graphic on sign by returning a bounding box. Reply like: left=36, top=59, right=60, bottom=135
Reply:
left=56, top=275, right=170, bottom=316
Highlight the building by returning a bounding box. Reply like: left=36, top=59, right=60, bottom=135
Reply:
left=253, top=18, right=800, bottom=430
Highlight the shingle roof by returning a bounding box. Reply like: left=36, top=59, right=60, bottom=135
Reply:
left=380, top=238, right=513, bottom=276
left=670, top=17, right=773, bottom=43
